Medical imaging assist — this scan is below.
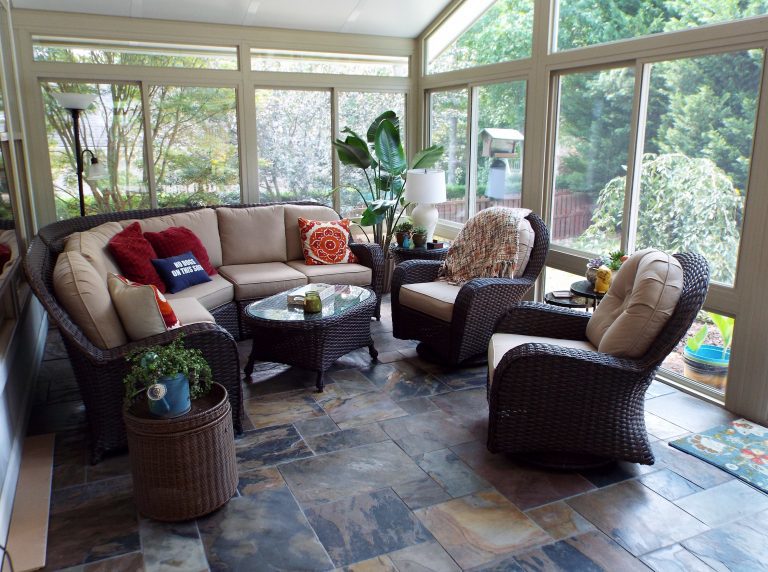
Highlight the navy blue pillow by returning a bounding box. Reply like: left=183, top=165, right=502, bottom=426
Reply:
left=151, top=251, right=212, bottom=294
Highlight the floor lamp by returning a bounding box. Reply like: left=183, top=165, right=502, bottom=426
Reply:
left=52, top=93, right=108, bottom=217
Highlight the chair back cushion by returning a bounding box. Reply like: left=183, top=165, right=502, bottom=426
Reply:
left=514, top=218, right=535, bottom=278
left=283, top=204, right=340, bottom=261
left=217, top=205, right=287, bottom=265
left=586, top=248, right=684, bottom=358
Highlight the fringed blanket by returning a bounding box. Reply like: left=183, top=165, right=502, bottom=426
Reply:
left=439, top=207, right=531, bottom=285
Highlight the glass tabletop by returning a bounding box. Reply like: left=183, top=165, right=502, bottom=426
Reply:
left=245, top=284, right=371, bottom=322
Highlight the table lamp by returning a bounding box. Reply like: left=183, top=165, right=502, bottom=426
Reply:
left=405, top=169, right=446, bottom=243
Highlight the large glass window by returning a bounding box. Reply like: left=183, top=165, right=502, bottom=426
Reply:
left=149, top=86, right=240, bottom=207
left=426, top=0, right=534, bottom=74
left=42, top=81, right=148, bottom=219
left=550, top=67, right=635, bottom=252
left=254, top=89, right=332, bottom=203
left=337, top=91, right=406, bottom=218
left=251, top=49, right=408, bottom=77
left=473, top=80, right=526, bottom=214
left=557, top=1, right=768, bottom=51
left=430, top=89, right=468, bottom=223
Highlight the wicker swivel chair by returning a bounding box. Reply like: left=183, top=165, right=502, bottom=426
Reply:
left=487, top=252, right=710, bottom=467
left=391, top=211, right=549, bottom=366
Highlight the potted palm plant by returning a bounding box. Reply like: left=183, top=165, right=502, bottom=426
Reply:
left=333, top=110, right=444, bottom=251
left=683, top=312, right=733, bottom=391
left=124, top=337, right=213, bottom=418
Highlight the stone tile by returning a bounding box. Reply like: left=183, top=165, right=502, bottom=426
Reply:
left=396, top=396, right=440, bottom=415
left=392, top=476, right=451, bottom=510
left=371, top=332, right=418, bottom=353
left=641, top=544, right=715, bottom=572
left=361, top=362, right=450, bottom=401
left=279, top=441, right=426, bottom=504
left=376, top=351, right=405, bottom=364
left=430, top=388, right=489, bottom=440
left=47, top=382, right=83, bottom=405
left=305, top=424, right=390, bottom=455
left=674, top=479, right=768, bottom=526
left=414, top=490, right=550, bottom=569
left=452, top=440, right=595, bottom=510
left=305, top=488, right=432, bottom=568
left=27, top=401, right=87, bottom=435
left=343, top=555, right=397, bottom=571
left=294, top=415, right=338, bottom=437
left=525, top=501, right=596, bottom=541
left=139, top=519, right=208, bottom=572
left=237, top=467, right=286, bottom=495
left=646, top=411, right=689, bottom=440
left=54, top=463, right=87, bottom=491
left=638, top=468, right=702, bottom=501
left=243, top=388, right=325, bottom=429
left=242, top=363, right=320, bottom=397
left=431, top=364, right=488, bottom=391
left=579, top=460, right=659, bottom=488
left=567, top=480, right=709, bottom=556
left=44, top=328, right=69, bottom=360
left=645, top=380, right=679, bottom=399
left=682, top=509, right=768, bottom=571
left=86, top=453, right=132, bottom=483
left=234, top=424, right=313, bottom=472
left=58, top=551, right=145, bottom=571
left=198, top=488, right=333, bottom=571
left=328, top=369, right=379, bottom=397
left=475, top=530, right=649, bottom=572
left=45, top=495, right=140, bottom=570
left=51, top=475, right=133, bottom=515
left=651, top=442, right=732, bottom=489
left=644, top=392, right=734, bottom=433
left=318, top=391, right=408, bottom=430
left=38, top=358, right=76, bottom=384
left=380, top=411, right=476, bottom=456
left=415, top=448, right=490, bottom=497
left=387, top=541, right=461, bottom=572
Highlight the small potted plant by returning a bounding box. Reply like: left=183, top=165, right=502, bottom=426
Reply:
left=124, top=336, right=213, bottom=418
left=607, top=250, right=628, bottom=271
left=394, top=220, right=413, bottom=248
left=411, top=225, right=428, bottom=248
left=683, top=312, right=733, bottom=391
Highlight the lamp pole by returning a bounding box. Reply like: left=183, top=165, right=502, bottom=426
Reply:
left=69, top=108, right=87, bottom=217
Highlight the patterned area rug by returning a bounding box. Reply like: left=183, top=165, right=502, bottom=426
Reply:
left=670, top=418, right=768, bottom=493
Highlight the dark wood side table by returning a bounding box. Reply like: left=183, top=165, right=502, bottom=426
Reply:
left=544, top=291, right=589, bottom=311
left=570, top=280, right=606, bottom=311
left=390, top=246, right=449, bottom=265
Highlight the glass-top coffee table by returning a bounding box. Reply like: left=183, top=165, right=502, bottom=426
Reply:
left=242, top=284, right=378, bottom=392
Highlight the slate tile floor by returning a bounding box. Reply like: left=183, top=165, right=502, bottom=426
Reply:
left=28, top=297, right=768, bottom=571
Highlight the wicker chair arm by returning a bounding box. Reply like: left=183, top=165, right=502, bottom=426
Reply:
left=494, top=302, right=591, bottom=340
left=391, top=260, right=443, bottom=302
left=349, top=242, right=385, bottom=300
left=495, top=342, right=644, bottom=377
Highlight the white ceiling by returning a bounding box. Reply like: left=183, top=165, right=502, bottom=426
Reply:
left=11, top=0, right=453, bottom=38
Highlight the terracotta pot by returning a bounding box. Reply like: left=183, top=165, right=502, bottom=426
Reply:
left=412, top=233, right=427, bottom=248
left=683, top=345, right=729, bottom=391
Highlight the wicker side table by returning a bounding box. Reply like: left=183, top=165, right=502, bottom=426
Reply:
left=390, top=246, right=449, bottom=265
left=124, top=383, right=237, bottom=521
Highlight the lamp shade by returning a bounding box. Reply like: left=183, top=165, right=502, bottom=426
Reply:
left=52, top=92, right=98, bottom=111
left=405, top=169, right=446, bottom=204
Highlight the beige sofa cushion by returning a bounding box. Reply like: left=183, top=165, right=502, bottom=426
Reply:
left=283, top=204, right=340, bottom=261
left=514, top=217, right=535, bottom=278
left=399, top=281, right=462, bottom=323
left=286, top=260, right=371, bottom=286
left=488, top=333, right=596, bottom=384
left=164, top=274, right=234, bottom=310
left=217, top=205, right=287, bottom=265
left=168, top=297, right=215, bottom=325
left=125, top=208, right=223, bottom=268
left=586, top=248, right=684, bottom=358
left=54, top=251, right=127, bottom=349
left=218, top=262, right=307, bottom=300
left=64, top=221, right=124, bottom=279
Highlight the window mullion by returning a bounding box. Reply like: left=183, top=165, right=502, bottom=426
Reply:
left=467, top=85, right=479, bottom=217
left=139, top=80, right=158, bottom=209
left=622, top=62, right=650, bottom=254
left=331, top=86, right=340, bottom=212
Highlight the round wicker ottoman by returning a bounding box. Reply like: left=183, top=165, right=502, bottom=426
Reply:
left=124, top=382, right=238, bottom=521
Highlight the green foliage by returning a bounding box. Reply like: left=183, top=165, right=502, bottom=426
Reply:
left=123, top=336, right=212, bottom=406
left=686, top=311, right=735, bottom=357
left=412, top=225, right=428, bottom=236
left=394, top=220, right=413, bottom=233
left=607, top=250, right=626, bottom=271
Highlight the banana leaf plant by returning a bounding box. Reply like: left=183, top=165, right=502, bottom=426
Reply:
left=333, top=110, right=444, bottom=251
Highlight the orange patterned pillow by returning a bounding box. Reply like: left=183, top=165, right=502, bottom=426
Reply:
left=298, top=217, right=358, bottom=265
left=107, top=273, right=181, bottom=341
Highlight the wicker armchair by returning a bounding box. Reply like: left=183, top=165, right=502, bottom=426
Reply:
left=487, top=252, right=710, bottom=467
left=391, top=212, right=549, bottom=366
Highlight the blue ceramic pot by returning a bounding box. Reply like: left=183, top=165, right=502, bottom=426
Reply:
left=147, top=372, right=192, bottom=418
left=683, top=344, right=730, bottom=391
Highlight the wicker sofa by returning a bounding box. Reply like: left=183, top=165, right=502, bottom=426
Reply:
left=25, top=202, right=384, bottom=463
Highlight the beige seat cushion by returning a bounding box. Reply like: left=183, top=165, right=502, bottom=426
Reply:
left=284, top=204, right=340, bottom=261
left=218, top=262, right=307, bottom=300
left=64, top=221, right=124, bottom=279
left=168, top=297, right=215, bottom=325
left=514, top=217, right=535, bottom=278
left=54, top=251, right=128, bottom=349
left=286, top=260, right=371, bottom=286
left=217, top=205, right=287, bottom=265
left=488, top=333, right=597, bottom=384
left=164, top=273, right=234, bottom=310
left=586, top=248, right=684, bottom=358
left=124, top=208, right=223, bottom=268
left=399, top=281, right=462, bottom=323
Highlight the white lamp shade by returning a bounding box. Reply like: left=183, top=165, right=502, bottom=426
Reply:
left=405, top=169, right=447, bottom=204
left=86, top=158, right=109, bottom=181
left=52, top=92, right=98, bottom=111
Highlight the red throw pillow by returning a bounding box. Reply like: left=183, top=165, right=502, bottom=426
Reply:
left=298, top=217, right=358, bottom=265
left=0, top=243, right=11, bottom=271
left=144, top=226, right=217, bottom=275
left=108, top=222, right=166, bottom=293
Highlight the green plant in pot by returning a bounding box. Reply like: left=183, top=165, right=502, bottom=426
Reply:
left=411, top=225, right=428, bottom=248
left=124, top=336, right=213, bottom=418
left=394, top=220, right=413, bottom=248
left=683, top=312, right=733, bottom=391
left=333, top=110, right=444, bottom=251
